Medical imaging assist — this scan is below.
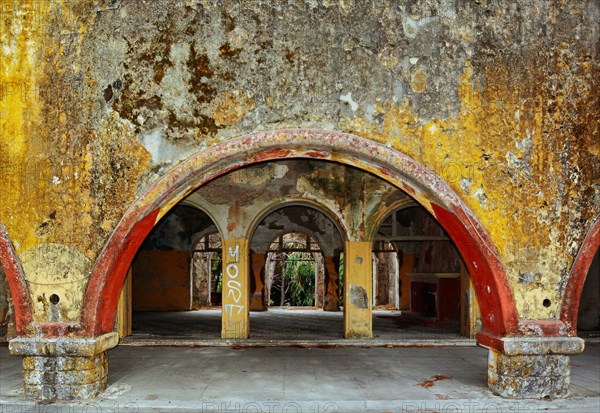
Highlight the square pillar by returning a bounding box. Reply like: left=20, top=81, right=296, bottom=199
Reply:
left=222, top=238, right=250, bottom=339
left=482, top=335, right=584, bottom=398
left=9, top=332, right=118, bottom=400
left=343, top=241, right=372, bottom=338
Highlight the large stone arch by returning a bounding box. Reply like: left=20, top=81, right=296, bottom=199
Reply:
left=81, top=129, right=518, bottom=338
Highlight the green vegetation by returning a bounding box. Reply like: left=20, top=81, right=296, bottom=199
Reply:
left=284, top=252, right=316, bottom=306
left=270, top=251, right=316, bottom=307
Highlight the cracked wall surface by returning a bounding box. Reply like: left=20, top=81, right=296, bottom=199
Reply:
left=0, top=0, right=598, bottom=327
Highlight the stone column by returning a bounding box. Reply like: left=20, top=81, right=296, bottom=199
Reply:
left=9, top=332, right=118, bottom=400
left=482, top=335, right=584, bottom=398
left=249, top=252, right=267, bottom=311
left=388, top=251, right=400, bottom=309
left=192, top=252, right=211, bottom=308
left=343, top=241, right=372, bottom=338
left=323, top=255, right=340, bottom=311
left=314, top=253, right=325, bottom=308
left=221, top=238, right=250, bottom=339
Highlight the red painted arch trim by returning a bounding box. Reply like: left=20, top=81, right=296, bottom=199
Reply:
left=81, top=129, right=518, bottom=337
left=0, top=225, right=33, bottom=334
left=560, top=215, right=600, bottom=335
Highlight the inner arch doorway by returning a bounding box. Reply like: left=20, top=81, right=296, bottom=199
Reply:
left=249, top=205, right=345, bottom=313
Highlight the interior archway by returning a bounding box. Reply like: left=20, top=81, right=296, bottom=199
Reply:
left=263, top=231, right=322, bottom=308
left=371, top=205, right=481, bottom=339
left=82, top=129, right=518, bottom=340
left=249, top=204, right=345, bottom=310
left=122, top=205, right=223, bottom=340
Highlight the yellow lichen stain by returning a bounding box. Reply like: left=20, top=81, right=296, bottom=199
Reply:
left=340, top=57, right=597, bottom=319
left=212, top=90, right=255, bottom=127
left=80, top=112, right=152, bottom=254
left=411, top=69, right=428, bottom=93
left=1, top=2, right=153, bottom=323
left=0, top=1, right=49, bottom=253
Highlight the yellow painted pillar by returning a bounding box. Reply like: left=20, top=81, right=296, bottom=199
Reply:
left=344, top=241, right=373, bottom=338
left=221, top=238, right=250, bottom=339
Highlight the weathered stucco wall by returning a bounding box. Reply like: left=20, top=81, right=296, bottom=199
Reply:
left=0, top=0, right=598, bottom=327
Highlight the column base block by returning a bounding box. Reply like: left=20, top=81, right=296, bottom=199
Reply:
left=9, top=332, right=117, bottom=400
left=488, top=350, right=570, bottom=399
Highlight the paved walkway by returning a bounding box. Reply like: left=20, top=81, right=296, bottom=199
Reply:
left=1, top=343, right=598, bottom=412
left=1, top=311, right=598, bottom=412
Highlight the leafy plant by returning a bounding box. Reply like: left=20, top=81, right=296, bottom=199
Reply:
left=269, top=251, right=317, bottom=307
left=284, top=252, right=316, bottom=306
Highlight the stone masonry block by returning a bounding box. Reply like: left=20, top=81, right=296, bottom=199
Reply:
left=488, top=371, right=570, bottom=399
left=24, top=376, right=107, bottom=400
left=488, top=351, right=570, bottom=377
left=24, top=361, right=107, bottom=385
left=487, top=349, right=571, bottom=399
left=22, top=351, right=109, bottom=400
left=23, top=352, right=108, bottom=371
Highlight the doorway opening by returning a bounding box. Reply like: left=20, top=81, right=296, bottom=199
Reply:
left=372, top=205, right=481, bottom=340
left=191, top=232, right=223, bottom=309
left=248, top=205, right=345, bottom=340
left=117, top=205, right=223, bottom=340
left=265, top=232, right=321, bottom=308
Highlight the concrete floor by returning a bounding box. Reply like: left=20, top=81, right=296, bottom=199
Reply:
left=1, top=310, right=598, bottom=412
left=0, top=344, right=599, bottom=412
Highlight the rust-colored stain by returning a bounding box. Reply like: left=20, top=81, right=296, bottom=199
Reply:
left=416, top=374, right=453, bottom=388
left=304, top=150, right=329, bottom=159
left=250, top=149, right=292, bottom=163
left=213, top=91, right=255, bottom=127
